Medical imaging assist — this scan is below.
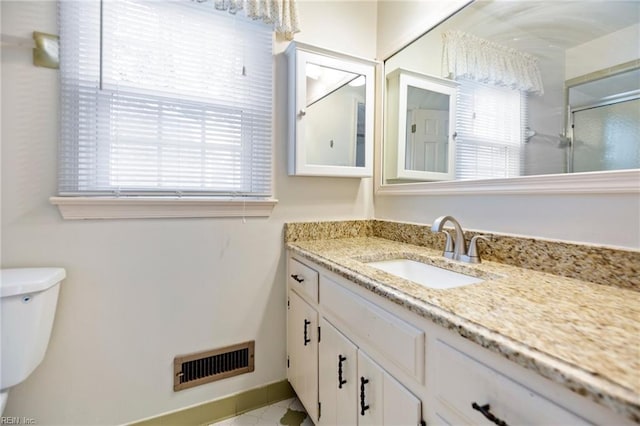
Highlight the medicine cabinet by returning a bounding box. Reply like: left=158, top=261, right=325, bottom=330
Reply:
left=385, top=68, right=458, bottom=182
left=286, top=42, right=376, bottom=177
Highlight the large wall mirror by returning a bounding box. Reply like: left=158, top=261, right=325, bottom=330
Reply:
left=381, top=0, right=640, bottom=191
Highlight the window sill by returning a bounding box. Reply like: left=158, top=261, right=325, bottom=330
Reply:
left=50, top=196, right=278, bottom=220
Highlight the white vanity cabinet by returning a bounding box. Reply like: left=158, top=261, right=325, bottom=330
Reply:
left=287, top=257, right=320, bottom=422
left=285, top=42, right=376, bottom=177
left=318, top=318, right=422, bottom=426
left=287, top=254, right=424, bottom=425
left=286, top=252, right=634, bottom=426
left=287, top=290, right=319, bottom=422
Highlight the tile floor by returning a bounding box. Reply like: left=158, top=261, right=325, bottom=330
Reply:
left=210, top=397, right=313, bottom=426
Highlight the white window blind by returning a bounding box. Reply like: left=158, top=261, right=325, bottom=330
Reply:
left=455, top=79, right=526, bottom=180
left=58, top=0, right=273, bottom=197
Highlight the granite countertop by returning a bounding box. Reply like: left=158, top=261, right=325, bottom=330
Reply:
left=286, top=236, right=640, bottom=422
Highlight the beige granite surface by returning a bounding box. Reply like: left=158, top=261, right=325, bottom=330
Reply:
left=285, top=220, right=640, bottom=291
left=285, top=236, right=640, bottom=422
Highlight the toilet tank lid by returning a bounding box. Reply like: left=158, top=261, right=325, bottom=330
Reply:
left=1, top=268, right=66, bottom=297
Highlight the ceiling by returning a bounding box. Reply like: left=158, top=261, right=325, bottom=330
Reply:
left=452, top=1, right=640, bottom=54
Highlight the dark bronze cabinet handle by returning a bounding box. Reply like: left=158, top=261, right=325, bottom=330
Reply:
left=303, top=319, right=311, bottom=346
left=360, top=377, right=370, bottom=415
left=471, top=402, right=508, bottom=426
left=290, top=274, right=304, bottom=283
left=338, top=355, right=347, bottom=389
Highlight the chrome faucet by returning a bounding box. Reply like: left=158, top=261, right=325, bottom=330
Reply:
left=431, top=215, right=467, bottom=260
left=431, top=216, right=488, bottom=263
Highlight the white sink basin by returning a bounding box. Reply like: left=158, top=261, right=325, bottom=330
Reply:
left=366, top=258, right=483, bottom=289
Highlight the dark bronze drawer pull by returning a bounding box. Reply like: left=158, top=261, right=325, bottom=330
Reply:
left=360, top=377, right=370, bottom=415
left=471, top=402, right=508, bottom=426
left=338, top=355, right=347, bottom=388
left=303, top=319, right=311, bottom=346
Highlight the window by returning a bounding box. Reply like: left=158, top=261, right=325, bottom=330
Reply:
left=455, top=80, right=527, bottom=180
left=58, top=0, right=273, bottom=199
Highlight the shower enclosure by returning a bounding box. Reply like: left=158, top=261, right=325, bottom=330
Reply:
left=567, top=66, right=640, bottom=173
left=571, top=98, right=640, bottom=172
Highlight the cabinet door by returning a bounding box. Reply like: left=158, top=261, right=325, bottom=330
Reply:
left=319, top=318, right=358, bottom=426
left=382, top=371, right=422, bottom=425
left=287, top=290, right=319, bottom=421
left=357, top=351, right=384, bottom=426
left=358, top=350, right=422, bottom=426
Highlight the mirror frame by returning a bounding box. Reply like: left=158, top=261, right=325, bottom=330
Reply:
left=374, top=1, right=640, bottom=196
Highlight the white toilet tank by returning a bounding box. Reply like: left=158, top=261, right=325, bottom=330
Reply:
left=1, top=268, right=65, bottom=391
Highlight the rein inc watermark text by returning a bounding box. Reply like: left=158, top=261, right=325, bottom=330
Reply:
left=1, top=418, right=36, bottom=425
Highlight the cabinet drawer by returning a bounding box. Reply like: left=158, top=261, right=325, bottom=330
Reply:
left=321, top=276, right=425, bottom=383
left=434, top=340, right=591, bottom=425
left=288, top=257, right=319, bottom=303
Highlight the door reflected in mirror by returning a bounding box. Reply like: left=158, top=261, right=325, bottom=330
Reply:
left=405, top=86, right=450, bottom=174
left=382, top=0, right=640, bottom=185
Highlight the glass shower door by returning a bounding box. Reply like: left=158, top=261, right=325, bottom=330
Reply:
left=571, top=98, right=640, bottom=173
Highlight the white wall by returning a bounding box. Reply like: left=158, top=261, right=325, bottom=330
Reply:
left=566, top=23, right=640, bottom=80
left=376, top=0, right=469, bottom=60
left=374, top=193, right=640, bottom=248
left=0, top=1, right=377, bottom=424
left=375, top=2, right=640, bottom=249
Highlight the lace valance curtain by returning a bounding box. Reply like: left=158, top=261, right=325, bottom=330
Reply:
left=197, top=0, right=300, bottom=40
left=442, top=30, right=544, bottom=95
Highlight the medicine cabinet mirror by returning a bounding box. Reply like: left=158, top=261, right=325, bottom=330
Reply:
left=380, top=0, right=640, bottom=192
left=286, top=42, right=376, bottom=177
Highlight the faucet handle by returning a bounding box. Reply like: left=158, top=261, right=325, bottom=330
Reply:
left=439, top=230, right=455, bottom=259
left=464, top=235, right=489, bottom=263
